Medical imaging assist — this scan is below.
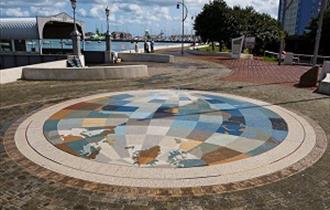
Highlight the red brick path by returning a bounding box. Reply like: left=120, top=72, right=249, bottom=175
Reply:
left=191, top=56, right=311, bottom=86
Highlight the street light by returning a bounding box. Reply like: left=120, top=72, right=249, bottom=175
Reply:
left=70, top=0, right=81, bottom=56
left=176, top=0, right=188, bottom=56
left=191, top=16, right=196, bottom=46
left=105, top=6, right=112, bottom=63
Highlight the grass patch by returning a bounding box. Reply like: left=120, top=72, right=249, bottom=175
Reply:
left=263, top=56, right=277, bottom=63
left=198, top=45, right=230, bottom=52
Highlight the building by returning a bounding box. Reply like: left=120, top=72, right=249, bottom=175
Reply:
left=0, top=13, right=85, bottom=69
left=0, top=12, right=84, bottom=54
left=278, top=0, right=322, bottom=35
left=111, top=32, right=133, bottom=40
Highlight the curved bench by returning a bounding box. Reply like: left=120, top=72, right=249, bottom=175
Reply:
left=22, top=65, right=149, bottom=81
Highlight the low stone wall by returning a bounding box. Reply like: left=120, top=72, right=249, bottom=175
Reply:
left=318, top=73, right=330, bottom=95
left=0, top=53, right=67, bottom=69
left=118, top=53, right=174, bottom=63
left=0, top=60, right=67, bottom=84
left=22, top=65, right=149, bottom=81
left=186, top=49, right=253, bottom=60
left=320, top=61, right=330, bottom=81
left=186, top=49, right=232, bottom=57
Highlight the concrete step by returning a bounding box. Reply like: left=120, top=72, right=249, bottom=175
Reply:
left=318, top=73, right=330, bottom=95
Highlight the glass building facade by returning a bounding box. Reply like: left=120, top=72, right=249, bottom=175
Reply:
left=278, top=0, right=322, bottom=35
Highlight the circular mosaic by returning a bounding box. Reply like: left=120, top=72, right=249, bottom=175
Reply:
left=44, top=90, right=288, bottom=168
left=13, top=90, right=321, bottom=188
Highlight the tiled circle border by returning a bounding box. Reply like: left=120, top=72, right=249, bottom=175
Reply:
left=4, top=90, right=327, bottom=196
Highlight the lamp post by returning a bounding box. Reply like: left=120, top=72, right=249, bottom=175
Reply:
left=105, top=6, right=112, bottom=62
left=70, top=0, right=81, bottom=56
left=191, top=16, right=196, bottom=47
left=177, top=0, right=188, bottom=56
left=312, top=0, right=328, bottom=66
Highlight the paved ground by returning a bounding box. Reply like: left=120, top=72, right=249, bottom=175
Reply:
left=188, top=56, right=311, bottom=86
left=0, top=56, right=329, bottom=210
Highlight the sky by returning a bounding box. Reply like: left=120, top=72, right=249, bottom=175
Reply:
left=0, top=0, right=279, bottom=36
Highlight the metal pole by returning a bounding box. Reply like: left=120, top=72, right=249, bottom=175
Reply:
left=71, top=1, right=81, bottom=56
left=107, top=16, right=109, bottom=35
left=312, top=0, right=328, bottom=66
left=73, top=7, right=76, bottom=32
left=278, top=31, right=284, bottom=65
left=105, top=7, right=112, bottom=62
left=181, top=0, right=184, bottom=56
left=38, top=39, right=42, bottom=55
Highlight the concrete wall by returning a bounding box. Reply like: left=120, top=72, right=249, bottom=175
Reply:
left=186, top=49, right=232, bottom=57
left=320, top=61, right=330, bottom=81
left=0, top=59, right=67, bottom=84
left=121, top=43, right=191, bottom=54
left=186, top=49, right=253, bottom=59
left=0, top=53, right=67, bottom=69
left=84, top=51, right=105, bottom=64
left=118, top=53, right=174, bottom=63
left=22, top=65, right=148, bottom=81
left=318, top=73, right=330, bottom=95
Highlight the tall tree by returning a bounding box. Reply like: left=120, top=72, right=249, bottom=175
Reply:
left=194, top=2, right=281, bottom=54
left=194, top=0, right=231, bottom=51
left=228, top=6, right=280, bottom=54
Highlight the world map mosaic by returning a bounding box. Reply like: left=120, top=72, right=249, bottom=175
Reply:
left=43, top=90, right=289, bottom=168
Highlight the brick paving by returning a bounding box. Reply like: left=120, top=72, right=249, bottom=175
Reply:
left=189, top=56, right=311, bottom=86
left=0, top=57, right=329, bottom=209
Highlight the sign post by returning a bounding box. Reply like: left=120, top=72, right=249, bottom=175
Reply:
left=231, top=36, right=245, bottom=59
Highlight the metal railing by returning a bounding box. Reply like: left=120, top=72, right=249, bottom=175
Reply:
left=264, top=51, right=330, bottom=66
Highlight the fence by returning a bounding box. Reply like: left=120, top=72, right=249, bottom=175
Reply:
left=264, top=51, right=330, bottom=66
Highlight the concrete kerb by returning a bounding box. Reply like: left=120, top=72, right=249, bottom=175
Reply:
left=186, top=49, right=253, bottom=59
left=0, top=59, right=67, bottom=84
left=118, top=53, right=174, bottom=63
left=22, top=65, right=149, bottom=81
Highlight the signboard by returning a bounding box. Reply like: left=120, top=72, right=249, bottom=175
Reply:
left=231, top=36, right=245, bottom=59
left=244, top=37, right=255, bottom=49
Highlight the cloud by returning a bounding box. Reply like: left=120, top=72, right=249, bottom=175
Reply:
left=78, top=8, right=88, bottom=17
left=4, top=8, right=29, bottom=17
left=226, top=0, right=278, bottom=17
left=0, top=0, right=280, bottom=34
left=30, top=6, right=62, bottom=16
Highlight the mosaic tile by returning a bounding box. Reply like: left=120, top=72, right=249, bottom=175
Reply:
left=43, top=91, right=289, bottom=168
left=82, top=118, right=107, bottom=128
left=49, top=109, right=73, bottom=120
left=270, top=118, right=288, bottom=131
left=246, top=137, right=279, bottom=156
left=205, top=133, right=239, bottom=146
left=189, top=143, right=221, bottom=158
left=187, top=130, right=214, bottom=141
left=179, top=140, right=203, bottom=152
left=65, top=102, right=102, bottom=110
left=146, top=126, right=170, bottom=136
left=225, top=137, right=265, bottom=153
left=198, top=114, right=223, bottom=124
left=126, top=126, right=149, bottom=135
left=65, top=110, right=92, bottom=118
left=57, top=119, right=83, bottom=132
left=202, top=147, right=242, bottom=165
left=167, top=127, right=194, bottom=139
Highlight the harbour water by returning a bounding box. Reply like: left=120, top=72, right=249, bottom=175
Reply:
left=27, top=40, right=181, bottom=52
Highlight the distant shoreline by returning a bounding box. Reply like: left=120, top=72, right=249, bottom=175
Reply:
left=86, top=39, right=196, bottom=44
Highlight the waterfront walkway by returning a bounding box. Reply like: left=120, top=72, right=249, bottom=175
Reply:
left=190, top=56, right=311, bottom=86
left=0, top=56, right=329, bottom=210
